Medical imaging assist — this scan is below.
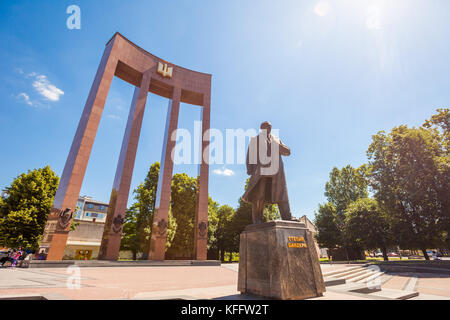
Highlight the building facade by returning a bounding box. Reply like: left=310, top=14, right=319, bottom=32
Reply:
left=63, top=196, right=108, bottom=259
left=74, top=195, right=108, bottom=223
left=299, top=215, right=328, bottom=259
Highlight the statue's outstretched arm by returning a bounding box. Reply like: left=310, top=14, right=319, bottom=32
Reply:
left=279, top=140, right=291, bottom=156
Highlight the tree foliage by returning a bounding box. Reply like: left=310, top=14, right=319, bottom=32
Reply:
left=367, top=114, right=448, bottom=258
left=121, top=162, right=231, bottom=260
left=227, top=179, right=281, bottom=254
left=325, top=165, right=369, bottom=217
left=120, top=162, right=176, bottom=259
left=0, top=166, right=59, bottom=249
left=207, top=197, right=220, bottom=256
left=315, top=109, right=450, bottom=259
left=166, top=173, right=199, bottom=258
left=315, top=165, right=369, bottom=250
left=344, top=198, right=391, bottom=260
left=422, top=108, right=450, bottom=246
left=314, top=202, right=340, bottom=249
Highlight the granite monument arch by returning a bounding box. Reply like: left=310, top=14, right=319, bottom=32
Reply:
left=39, top=33, right=212, bottom=261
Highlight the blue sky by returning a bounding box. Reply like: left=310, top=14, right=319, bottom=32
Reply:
left=1, top=0, right=449, bottom=221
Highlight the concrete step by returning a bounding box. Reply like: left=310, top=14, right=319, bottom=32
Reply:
left=326, top=281, right=418, bottom=300
left=409, top=293, right=449, bottom=300
left=348, top=270, right=377, bottom=282
left=355, top=271, right=384, bottom=284
left=403, top=276, right=418, bottom=291
left=333, top=268, right=366, bottom=279
left=328, top=267, right=368, bottom=277
left=322, top=265, right=364, bottom=277
left=324, top=269, right=419, bottom=300
left=378, top=274, right=394, bottom=286
left=368, top=288, right=419, bottom=300
left=338, top=268, right=373, bottom=280
left=324, top=277, right=346, bottom=287
left=328, top=282, right=382, bottom=295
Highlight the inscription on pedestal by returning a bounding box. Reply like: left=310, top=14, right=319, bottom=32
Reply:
left=287, top=236, right=307, bottom=248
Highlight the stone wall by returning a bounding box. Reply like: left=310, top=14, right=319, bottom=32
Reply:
left=299, top=215, right=323, bottom=259
left=62, top=220, right=105, bottom=259
left=68, top=220, right=105, bottom=242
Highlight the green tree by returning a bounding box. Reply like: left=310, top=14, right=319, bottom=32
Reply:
left=166, top=173, right=199, bottom=258
left=228, top=179, right=281, bottom=255
left=423, top=108, right=449, bottom=149
left=263, top=203, right=281, bottom=222
left=229, top=198, right=252, bottom=254
left=324, top=165, right=369, bottom=216
left=0, top=166, right=59, bottom=249
left=423, top=108, right=450, bottom=248
left=314, top=202, right=340, bottom=249
left=214, top=204, right=235, bottom=262
left=120, top=205, right=140, bottom=260
left=315, top=165, right=369, bottom=254
left=344, top=198, right=391, bottom=261
left=207, top=197, right=220, bottom=259
left=120, top=162, right=176, bottom=259
left=367, top=115, right=448, bottom=259
left=122, top=163, right=222, bottom=260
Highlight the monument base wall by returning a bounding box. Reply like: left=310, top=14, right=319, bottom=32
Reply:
left=238, top=220, right=325, bottom=300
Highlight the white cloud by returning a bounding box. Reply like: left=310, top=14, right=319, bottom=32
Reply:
left=213, top=167, right=235, bottom=176
left=296, top=40, right=303, bottom=48
left=26, top=72, right=37, bottom=79
left=314, top=1, right=330, bottom=17
left=32, top=74, right=64, bottom=101
left=18, top=93, right=33, bottom=106
left=107, top=114, right=121, bottom=120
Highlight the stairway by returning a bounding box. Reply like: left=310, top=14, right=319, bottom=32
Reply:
left=323, top=265, right=419, bottom=300
left=324, top=265, right=384, bottom=285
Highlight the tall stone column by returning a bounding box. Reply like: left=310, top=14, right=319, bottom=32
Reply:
left=194, top=93, right=211, bottom=260
left=148, top=87, right=181, bottom=260
left=42, top=39, right=119, bottom=261
left=98, top=71, right=152, bottom=260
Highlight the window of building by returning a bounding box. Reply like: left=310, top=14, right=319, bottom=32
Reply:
left=75, top=201, right=84, bottom=219
left=85, top=212, right=99, bottom=218
left=87, top=203, right=94, bottom=209
left=99, top=205, right=105, bottom=211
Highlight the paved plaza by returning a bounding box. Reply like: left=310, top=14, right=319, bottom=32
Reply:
left=0, top=263, right=449, bottom=300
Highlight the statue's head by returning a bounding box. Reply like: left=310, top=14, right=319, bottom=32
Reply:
left=260, top=121, right=272, bottom=135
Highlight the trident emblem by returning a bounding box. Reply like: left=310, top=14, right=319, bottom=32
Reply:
left=157, top=62, right=173, bottom=78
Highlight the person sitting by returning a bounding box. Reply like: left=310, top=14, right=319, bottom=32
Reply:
left=432, top=251, right=440, bottom=261
left=18, top=252, right=32, bottom=268
left=0, top=250, right=12, bottom=267
left=1, top=249, right=16, bottom=267
left=11, top=248, right=23, bottom=267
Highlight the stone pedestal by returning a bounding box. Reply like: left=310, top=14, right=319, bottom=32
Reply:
left=238, top=220, right=325, bottom=300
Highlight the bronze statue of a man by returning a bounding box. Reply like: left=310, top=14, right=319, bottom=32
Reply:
left=242, top=121, right=293, bottom=224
